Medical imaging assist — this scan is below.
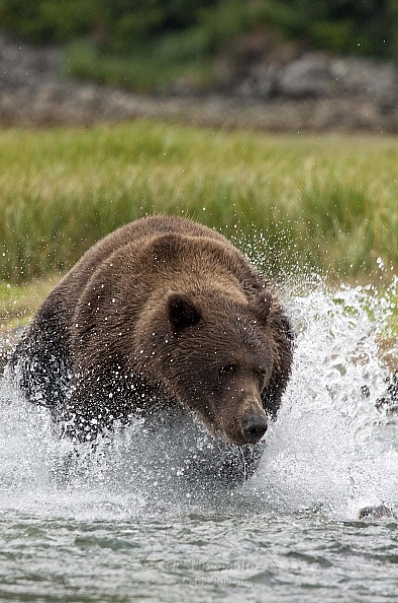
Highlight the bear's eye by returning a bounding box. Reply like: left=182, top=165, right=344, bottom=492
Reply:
left=219, top=363, right=238, bottom=376
left=255, top=367, right=266, bottom=383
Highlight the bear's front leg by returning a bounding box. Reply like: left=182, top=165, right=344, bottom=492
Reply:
left=57, top=367, right=157, bottom=443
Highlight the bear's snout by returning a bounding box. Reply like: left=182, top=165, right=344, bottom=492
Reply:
left=241, top=413, right=268, bottom=445
left=217, top=388, right=269, bottom=446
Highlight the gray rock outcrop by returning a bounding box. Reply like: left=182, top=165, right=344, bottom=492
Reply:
left=1, top=35, right=398, bottom=132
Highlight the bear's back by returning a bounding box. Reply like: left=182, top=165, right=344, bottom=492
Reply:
left=72, top=216, right=227, bottom=278
left=38, top=216, right=231, bottom=325
left=63, top=216, right=228, bottom=293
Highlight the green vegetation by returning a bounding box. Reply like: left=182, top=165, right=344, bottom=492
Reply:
left=1, top=118, right=398, bottom=333
left=1, top=0, right=397, bottom=91
left=1, top=119, right=398, bottom=292
left=0, top=276, right=59, bottom=328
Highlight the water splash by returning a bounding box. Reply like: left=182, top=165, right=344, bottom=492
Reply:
left=1, top=277, right=397, bottom=521
left=256, top=281, right=398, bottom=520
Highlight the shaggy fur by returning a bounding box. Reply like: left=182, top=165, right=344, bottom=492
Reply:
left=10, top=216, right=293, bottom=474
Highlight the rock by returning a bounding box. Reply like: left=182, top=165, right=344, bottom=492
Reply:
left=1, top=34, right=398, bottom=132
left=277, top=54, right=336, bottom=98
left=358, top=504, right=395, bottom=520
left=376, top=371, right=398, bottom=414
left=233, top=64, right=279, bottom=99
left=0, top=35, right=60, bottom=89
left=331, top=57, right=398, bottom=101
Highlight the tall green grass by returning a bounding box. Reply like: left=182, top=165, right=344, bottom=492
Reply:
left=1, top=120, right=398, bottom=284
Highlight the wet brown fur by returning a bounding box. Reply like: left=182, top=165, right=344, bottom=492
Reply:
left=10, top=216, right=293, bottom=446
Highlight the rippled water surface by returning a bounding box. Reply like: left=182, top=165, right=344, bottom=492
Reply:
left=1, top=276, right=398, bottom=602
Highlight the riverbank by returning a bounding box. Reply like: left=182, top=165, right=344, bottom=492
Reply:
left=1, top=34, right=398, bottom=132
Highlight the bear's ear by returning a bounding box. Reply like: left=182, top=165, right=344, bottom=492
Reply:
left=167, top=293, right=201, bottom=331
left=251, top=290, right=272, bottom=324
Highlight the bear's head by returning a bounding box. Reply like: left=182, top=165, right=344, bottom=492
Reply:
left=133, top=286, right=293, bottom=447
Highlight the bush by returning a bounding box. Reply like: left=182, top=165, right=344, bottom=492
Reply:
left=1, top=0, right=397, bottom=90
left=2, top=0, right=397, bottom=56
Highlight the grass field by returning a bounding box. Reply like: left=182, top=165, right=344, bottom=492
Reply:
left=1, top=119, right=398, bottom=327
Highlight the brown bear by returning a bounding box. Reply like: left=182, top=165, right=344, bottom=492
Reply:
left=9, top=215, right=293, bottom=483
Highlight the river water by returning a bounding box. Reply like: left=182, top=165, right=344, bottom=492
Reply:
left=1, top=275, right=398, bottom=602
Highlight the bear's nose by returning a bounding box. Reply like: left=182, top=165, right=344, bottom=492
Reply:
left=241, top=414, right=268, bottom=444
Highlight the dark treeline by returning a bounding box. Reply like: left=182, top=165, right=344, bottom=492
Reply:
left=0, top=0, right=396, bottom=90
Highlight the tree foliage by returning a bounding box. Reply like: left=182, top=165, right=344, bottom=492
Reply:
left=261, top=0, right=395, bottom=57
left=0, top=0, right=396, bottom=91
left=0, top=0, right=396, bottom=57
